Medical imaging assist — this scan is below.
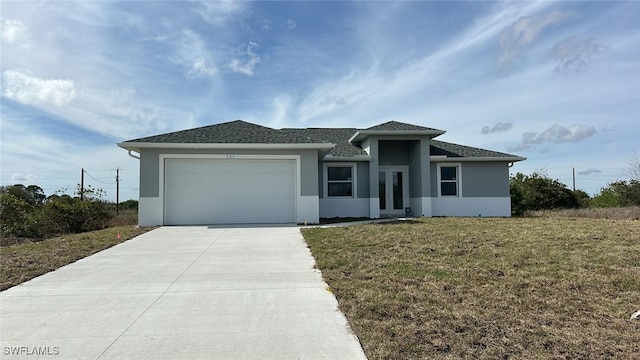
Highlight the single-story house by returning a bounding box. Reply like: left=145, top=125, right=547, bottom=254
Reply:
left=118, top=120, right=525, bottom=226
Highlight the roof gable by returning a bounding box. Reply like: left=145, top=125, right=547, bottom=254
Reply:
left=366, top=120, right=443, bottom=132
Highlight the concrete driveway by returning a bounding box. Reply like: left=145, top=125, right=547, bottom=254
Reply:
left=0, top=226, right=367, bottom=359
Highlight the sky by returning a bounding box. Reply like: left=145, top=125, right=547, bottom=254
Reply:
left=1, top=0, right=638, bottom=202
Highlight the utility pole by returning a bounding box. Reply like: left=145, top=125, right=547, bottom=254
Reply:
left=80, top=168, right=84, bottom=200
left=116, top=168, right=120, bottom=215
left=572, top=167, right=576, bottom=191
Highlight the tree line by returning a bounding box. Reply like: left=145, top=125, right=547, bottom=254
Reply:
left=0, top=184, right=137, bottom=239
left=510, top=172, right=640, bottom=216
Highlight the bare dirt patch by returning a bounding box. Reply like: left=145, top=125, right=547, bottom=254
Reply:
left=302, top=217, right=640, bottom=359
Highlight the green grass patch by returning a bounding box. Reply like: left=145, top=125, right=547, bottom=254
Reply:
left=303, top=217, right=640, bottom=359
left=1, top=226, right=152, bottom=291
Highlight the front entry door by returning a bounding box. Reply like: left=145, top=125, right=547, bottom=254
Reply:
left=379, top=167, right=409, bottom=216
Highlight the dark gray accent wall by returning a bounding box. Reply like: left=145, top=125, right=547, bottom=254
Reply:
left=139, top=148, right=319, bottom=197
left=409, top=140, right=422, bottom=198
left=379, top=140, right=410, bottom=165
left=430, top=161, right=510, bottom=197
left=357, top=162, right=370, bottom=199
left=430, top=163, right=438, bottom=196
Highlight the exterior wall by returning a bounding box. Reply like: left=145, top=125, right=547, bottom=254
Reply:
left=409, top=139, right=432, bottom=217
left=363, top=138, right=380, bottom=218
left=431, top=197, right=511, bottom=217
left=318, top=161, right=370, bottom=218
left=430, top=161, right=512, bottom=217
left=139, top=148, right=319, bottom=197
left=319, top=198, right=370, bottom=218
left=379, top=140, right=410, bottom=165
left=137, top=148, right=320, bottom=226
left=461, top=162, right=510, bottom=197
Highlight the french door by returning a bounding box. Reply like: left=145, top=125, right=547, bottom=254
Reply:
left=378, top=166, right=409, bottom=216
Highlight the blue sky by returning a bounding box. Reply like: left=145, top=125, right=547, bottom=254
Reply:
left=1, top=0, right=638, bottom=202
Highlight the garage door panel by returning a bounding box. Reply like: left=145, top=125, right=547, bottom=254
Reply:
left=164, top=158, right=295, bottom=225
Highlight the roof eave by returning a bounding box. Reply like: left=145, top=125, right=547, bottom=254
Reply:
left=349, top=130, right=446, bottom=143
left=322, top=154, right=372, bottom=162
left=117, top=142, right=336, bottom=152
left=430, top=156, right=527, bottom=162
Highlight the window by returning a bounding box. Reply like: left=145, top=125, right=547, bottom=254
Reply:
left=439, top=164, right=460, bottom=197
left=326, top=165, right=354, bottom=197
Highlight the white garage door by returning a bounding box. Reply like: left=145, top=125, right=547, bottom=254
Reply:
left=164, top=158, right=296, bottom=225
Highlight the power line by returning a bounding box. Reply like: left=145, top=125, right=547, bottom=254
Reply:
left=83, top=170, right=116, bottom=185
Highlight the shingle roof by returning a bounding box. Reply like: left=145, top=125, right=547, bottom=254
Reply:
left=120, top=120, right=523, bottom=161
left=430, top=140, right=521, bottom=159
left=281, top=128, right=367, bottom=156
left=366, top=120, right=443, bottom=132
left=122, top=120, right=326, bottom=144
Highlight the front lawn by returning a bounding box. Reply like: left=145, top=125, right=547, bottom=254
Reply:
left=302, top=217, right=640, bottom=359
left=0, top=225, right=152, bottom=291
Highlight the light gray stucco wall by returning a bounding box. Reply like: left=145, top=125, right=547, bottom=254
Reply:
left=139, top=148, right=319, bottom=198
left=462, top=162, right=510, bottom=197
left=430, top=161, right=510, bottom=197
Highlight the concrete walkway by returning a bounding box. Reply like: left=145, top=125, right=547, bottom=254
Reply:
left=0, top=226, right=367, bottom=359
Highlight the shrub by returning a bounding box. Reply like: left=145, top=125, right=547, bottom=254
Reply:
left=510, top=172, right=581, bottom=215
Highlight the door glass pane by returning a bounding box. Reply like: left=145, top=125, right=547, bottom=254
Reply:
left=379, top=172, right=386, bottom=210
left=393, top=172, right=403, bottom=210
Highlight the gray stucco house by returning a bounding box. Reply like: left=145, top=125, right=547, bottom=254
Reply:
left=118, top=120, right=525, bottom=226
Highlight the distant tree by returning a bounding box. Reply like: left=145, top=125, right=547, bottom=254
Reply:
left=510, top=172, right=581, bottom=215
left=590, top=180, right=640, bottom=208
left=625, top=151, right=640, bottom=181
left=573, top=189, right=591, bottom=208
left=119, top=199, right=138, bottom=210
left=590, top=186, right=619, bottom=208
left=610, top=180, right=640, bottom=206
left=0, top=184, right=46, bottom=205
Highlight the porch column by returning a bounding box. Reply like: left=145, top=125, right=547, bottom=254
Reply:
left=366, top=138, right=380, bottom=218
left=420, top=138, right=433, bottom=217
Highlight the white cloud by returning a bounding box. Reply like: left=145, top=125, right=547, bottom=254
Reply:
left=286, top=19, right=296, bottom=30
left=2, top=69, right=77, bottom=107
left=10, top=173, right=41, bottom=183
left=187, top=57, right=216, bottom=78
left=224, top=41, right=261, bottom=76
left=497, top=10, right=571, bottom=74
left=1, top=18, right=29, bottom=45
left=550, top=37, right=607, bottom=75
left=481, top=121, right=513, bottom=135
left=522, top=124, right=596, bottom=144
left=196, top=0, right=247, bottom=26
left=166, top=29, right=218, bottom=79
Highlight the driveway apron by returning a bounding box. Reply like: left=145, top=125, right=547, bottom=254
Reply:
left=0, top=226, right=367, bottom=359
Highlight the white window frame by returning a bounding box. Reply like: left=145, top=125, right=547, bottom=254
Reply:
left=324, top=163, right=356, bottom=198
left=437, top=163, right=462, bottom=197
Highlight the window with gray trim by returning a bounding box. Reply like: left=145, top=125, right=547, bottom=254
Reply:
left=327, top=166, right=354, bottom=197
left=440, top=165, right=459, bottom=196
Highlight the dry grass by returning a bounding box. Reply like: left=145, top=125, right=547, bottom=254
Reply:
left=109, top=209, right=139, bottom=227
left=303, top=217, right=640, bottom=359
left=0, top=225, right=153, bottom=291
left=530, top=206, right=640, bottom=220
